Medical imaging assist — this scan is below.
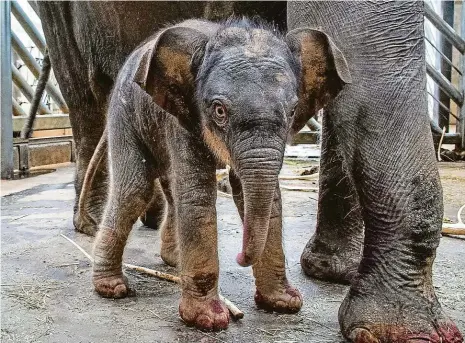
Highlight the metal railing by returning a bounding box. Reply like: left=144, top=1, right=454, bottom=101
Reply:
left=1, top=1, right=70, bottom=178
left=424, top=2, right=465, bottom=150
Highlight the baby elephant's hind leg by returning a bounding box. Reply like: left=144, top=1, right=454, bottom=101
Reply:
left=159, top=176, right=179, bottom=267
left=93, top=147, right=154, bottom=299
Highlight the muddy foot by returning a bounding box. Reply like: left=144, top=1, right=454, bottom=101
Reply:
left=255, top=284, right=303, bottom=313
left=339, top=289, right=463, bottom=343
left=179, top=295, right=229, bottom=331
left=93, top=227, right=129, bottom=298
left=93, top=273, right=129, bottom=299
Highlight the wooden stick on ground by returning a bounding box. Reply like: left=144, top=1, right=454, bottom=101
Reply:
left=279, top=173, right=319, bottom=181
left=280, top=185, right=319, bottom=192
left=60, top=234, right=244, bottom=319
left=217, top=190, right=233, bottom=199
left=442, top=204, right=465, bottom=236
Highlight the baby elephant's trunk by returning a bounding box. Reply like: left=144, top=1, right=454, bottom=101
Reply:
left=235, top=147, right=282, bottom=267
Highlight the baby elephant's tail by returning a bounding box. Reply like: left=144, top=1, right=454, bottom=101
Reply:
left=78, top=128, right=108, bottom=231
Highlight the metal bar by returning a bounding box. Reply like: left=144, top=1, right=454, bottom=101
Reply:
left=11, top=31, right=69, bottom=112
left=1, top=1, right=14, bottom=179
left=11, top=1, right=46, bottom=53
left=425, top=2, right=465, bottom=54
left=13, top=135, right=73, bottom=146
left=12, top=97, right=27, bottom=116
left=12, top=63, right=49, bottom=114
left=13, top=114, right=71, bottom=131
left=306, top=117, right=322, bottom=131
left=426, top=63, right=464, bottom=106
left=459, top=1, right=465, bottom=149
left=430, top=120, right=461, bottom=144
left=427, top=91, right=460, bottom=121
left=425, top=36, right=462, bottom=76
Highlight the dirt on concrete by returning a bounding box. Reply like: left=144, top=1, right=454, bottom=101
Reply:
left=1, top=161, right=464, bottom=343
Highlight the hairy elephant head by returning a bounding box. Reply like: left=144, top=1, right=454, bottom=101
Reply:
left=133, top=20, right=351, bottom=267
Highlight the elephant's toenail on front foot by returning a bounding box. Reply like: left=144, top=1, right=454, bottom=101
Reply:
left=349, top=328, right=380, bottom=343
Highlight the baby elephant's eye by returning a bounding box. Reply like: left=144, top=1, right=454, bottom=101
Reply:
left=212, top=100, right=227, bottom=126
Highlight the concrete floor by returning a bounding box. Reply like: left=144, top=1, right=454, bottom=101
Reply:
left=1, top=161, right=464, bottom=343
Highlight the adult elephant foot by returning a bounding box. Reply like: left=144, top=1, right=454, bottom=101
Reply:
left=300, top=114, right=364, bottom=285
left=254, top=282, right=302, bottom=313
left=339, top=284, right=463, bottom=343
left=179, top=295, right=229, bottom=331
left=300, top=236, right=360, bottom=284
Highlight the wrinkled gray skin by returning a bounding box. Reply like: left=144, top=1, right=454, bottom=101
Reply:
left=35, top=1, right=287, bottom=234
left=85, top=19, right=349, bottom=331
left=288, top=2, right=463, bottom=343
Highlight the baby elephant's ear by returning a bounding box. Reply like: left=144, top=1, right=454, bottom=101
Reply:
left=285, top=28, right=352, bottom=135
left=133, top=26, right=208, bottom=127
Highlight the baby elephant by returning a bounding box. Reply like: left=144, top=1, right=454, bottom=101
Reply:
left=83, top=18, right=351, bottom=331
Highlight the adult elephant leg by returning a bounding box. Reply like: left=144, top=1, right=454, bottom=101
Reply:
left=36, top=2, right=110, bottom=235
left=338, top=113, right=463, bottom=342
left=289, top=2, right=463, bottom=341
left=140, top=179, right=166, bottom=230
left=300, top=114, right=363, bottom=284
left=333, top=19, right=463, bottom=343
left=229, top=172, right=302, bottom=313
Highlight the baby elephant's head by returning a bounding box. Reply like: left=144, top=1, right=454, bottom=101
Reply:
left=134, top=19, right=351, bottom=267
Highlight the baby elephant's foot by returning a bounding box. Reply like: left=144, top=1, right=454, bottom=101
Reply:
left=179, top=295, right=230, bottom=331
left=93, top=227, right=129, bottom=298
left=255, top=283, right=303, bottom=313
left=93, top=272, right=129, bottom=299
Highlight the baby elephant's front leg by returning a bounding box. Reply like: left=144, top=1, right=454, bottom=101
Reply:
left=252, top=186, right=303, bottom=313
left=176, top=174, right=229, bottom=331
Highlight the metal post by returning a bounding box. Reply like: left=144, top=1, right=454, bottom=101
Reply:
left=438, top=1, right=454, bottom=132
left=1, top=1, right=14, bottom=179
left=460, top=1, right=465, bottom=150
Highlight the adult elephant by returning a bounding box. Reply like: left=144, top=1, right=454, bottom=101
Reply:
left=35, top=1, right=287, bottom=234
left=288, top=2, right=463, bottom=343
